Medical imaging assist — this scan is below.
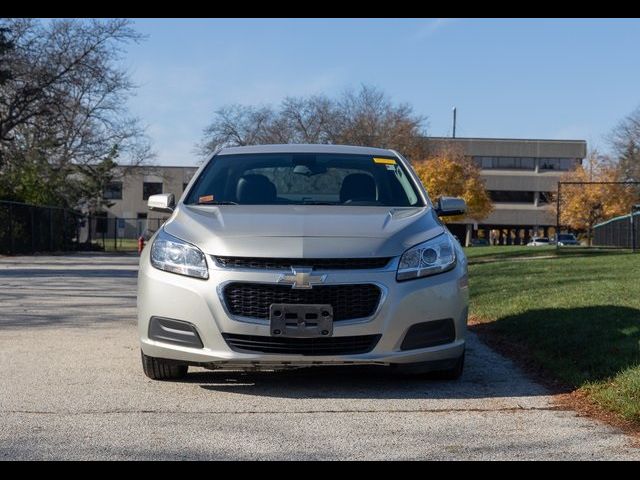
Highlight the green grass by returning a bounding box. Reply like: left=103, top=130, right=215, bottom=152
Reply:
left=464, top=244, right=629, bottom=262
left=464, top=245, right=556, bottom=260
left=467, top=246, right=640, bottom=424
left=92, top=238, right=140, bottom=252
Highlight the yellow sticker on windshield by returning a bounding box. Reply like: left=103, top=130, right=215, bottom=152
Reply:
left=373, top=157, right=397, bottom=165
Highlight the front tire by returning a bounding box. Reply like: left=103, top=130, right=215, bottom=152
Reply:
left=393, top=350, right=465, bottom=380
left=141, top=350, right=188, bottom=380
left=432, top=351, right=465, bottom=380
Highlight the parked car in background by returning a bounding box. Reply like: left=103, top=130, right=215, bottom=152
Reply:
left=137, top=144, right=470, bottom=381
left=469, top=238, right=489, bottom=247
left=527, top=237, right=550, bottom=246
left=555, top=233, right=580, bottom=246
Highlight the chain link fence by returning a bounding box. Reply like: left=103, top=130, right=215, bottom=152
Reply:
left=0, top=200, right=167, bottom=254
left=0, top=201, right=84, bottom=255
left=87, top=216, right=165, bottom=251
left=593, top=210, right=640, bottom=250
left=556, top=181, right=640, bottom=250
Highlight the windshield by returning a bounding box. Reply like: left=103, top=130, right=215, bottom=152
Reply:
left=558, top=234, right=576, bottom=241
left=185, top=153, right=424, bottom=207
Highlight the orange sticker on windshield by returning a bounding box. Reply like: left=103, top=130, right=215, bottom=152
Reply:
left=373, top=157, right=396, bottom=165
left=199, top=195, right=215, bottom=203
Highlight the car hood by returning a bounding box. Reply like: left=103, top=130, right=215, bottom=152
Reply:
left=162, top=204, right=445, bottom=258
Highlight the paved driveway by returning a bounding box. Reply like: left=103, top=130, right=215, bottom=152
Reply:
left=0, top=254, right=638, bottom=460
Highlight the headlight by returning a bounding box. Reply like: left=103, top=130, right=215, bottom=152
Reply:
left=150, top=229, right=209, bottom=279
left=397, top=233, right=456, bottom=281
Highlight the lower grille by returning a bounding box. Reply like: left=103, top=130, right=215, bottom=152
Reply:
left=222, top=333, right=381, bottom=355
left=222, top=283, right=382, bottom=321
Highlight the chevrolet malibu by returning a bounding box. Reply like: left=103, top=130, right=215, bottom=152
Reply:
left=137, top=144, right=469, bottom=380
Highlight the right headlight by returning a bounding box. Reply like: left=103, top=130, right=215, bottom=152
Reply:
left=150, top=229, right=209, bottom=279
left=397, top=233, right=456, bottom=281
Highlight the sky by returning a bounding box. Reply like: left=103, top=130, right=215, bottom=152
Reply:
left=121, top=18, right=640, bottom=166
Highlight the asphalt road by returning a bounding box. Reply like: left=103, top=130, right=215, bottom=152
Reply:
left=0, top=253, right=638, bottom=460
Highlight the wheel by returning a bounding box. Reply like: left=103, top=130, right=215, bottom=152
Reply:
left=431, top=351, right=465, bottom=380
left=141, top=350, right=188, bottom=380
left=393, top=350, right=465, bottom=380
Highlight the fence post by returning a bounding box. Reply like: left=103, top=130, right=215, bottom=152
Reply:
left=49, top=208, right=54, bottom=252
left=88, top=215, right=92, bottom=247
left=62, top=209, right=67, bottom=250
left=76, top=214, right=81, bottom=251
left=30, top=206, right=35, bottom=252
left=8, top=202, right=14, bottom=255
left=114, top=217, right=118, bottom=251
left=632, top=206, right=638, bottom=253
left=556, top=182, right=561, bottom=251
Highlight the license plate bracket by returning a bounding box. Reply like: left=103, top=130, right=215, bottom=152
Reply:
left=269, top=304, right=333, bottom=338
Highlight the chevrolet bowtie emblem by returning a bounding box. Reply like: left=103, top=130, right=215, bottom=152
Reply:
left=277, top=266, right=327, bottom=289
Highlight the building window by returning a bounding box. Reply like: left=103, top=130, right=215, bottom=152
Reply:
left=538, top=192, right=554, bottom=205
left=488, top=190, right=535, bottom=203
left=474, top=156, right=535, bottom=170
left=143, top=182, right=163, bottom=200
left=103, top=181, right=123, bottom=200
left=539, top=158, right=576, bottom=171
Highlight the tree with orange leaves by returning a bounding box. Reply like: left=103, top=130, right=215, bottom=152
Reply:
left=413, top=142, right=493, bottom=223
left=554, top=151, right=638, bottom=245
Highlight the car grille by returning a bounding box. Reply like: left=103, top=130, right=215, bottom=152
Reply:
left=214, top=256, right=391, bottom=270
left=222, top=283, right=382, bottom=321
left=222, top=333, right=381, bottom=355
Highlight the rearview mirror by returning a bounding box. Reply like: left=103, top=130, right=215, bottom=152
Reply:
left=435, top=197, right=467, bottom=217
left=148, top=193, right=175, bottom=213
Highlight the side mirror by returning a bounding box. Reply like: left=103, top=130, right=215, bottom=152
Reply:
left=148, top=193, right=175, bottom=213
left=435, top=196, right=467, bottom=217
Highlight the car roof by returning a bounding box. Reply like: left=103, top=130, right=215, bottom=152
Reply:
left=216, top=144, right=399, bottom=157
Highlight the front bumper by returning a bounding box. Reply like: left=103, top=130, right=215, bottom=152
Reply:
left=137, top=247, right=468, bottom=368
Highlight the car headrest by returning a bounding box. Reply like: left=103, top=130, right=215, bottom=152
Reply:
left=236, top=174, right=277, bottom=204
left=339, top=173, right=376, bottom=203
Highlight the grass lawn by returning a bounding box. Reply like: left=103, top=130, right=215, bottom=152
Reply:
left=465, top=246, right=640, bottom=425
left=92, top=238, right=140, bottom=252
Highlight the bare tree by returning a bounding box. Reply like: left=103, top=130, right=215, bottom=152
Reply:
left=279, top=95, right=335, bottom=144
left=334, top=85, right=428, bottom=159
left=198, top=85, right=428, bottom=160
left=0, top=18, right=153, bottom=209
left=609, top=105, right=640, bottom=182
left=199, top=104, right=279, bottom=153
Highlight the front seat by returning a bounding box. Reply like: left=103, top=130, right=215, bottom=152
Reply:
left=339, top=173, right=377, bottom=203
left=236, top=174, right=277, bottom=204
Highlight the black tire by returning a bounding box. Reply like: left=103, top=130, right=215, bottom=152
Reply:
left=393, top=350, right=465, bottom=380
left=141, top=350, right=188, bottom=380
left=432, top=351, right=465, bottom=380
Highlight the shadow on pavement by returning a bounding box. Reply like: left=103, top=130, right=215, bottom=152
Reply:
left=0, top=268, right=137, bottom=278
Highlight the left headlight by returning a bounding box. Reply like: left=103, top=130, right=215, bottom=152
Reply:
left=150, top=229, right=209, bottom=279
left=397, top=233, right=456, bottom=281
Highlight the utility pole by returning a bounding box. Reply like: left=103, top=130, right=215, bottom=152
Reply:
left=452, top=107, right=457, bottom=138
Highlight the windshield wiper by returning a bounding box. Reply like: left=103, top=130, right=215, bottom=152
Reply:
left=301, top=201, right=339, bottom=205
left=196, top=200, right=238, bottom=205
